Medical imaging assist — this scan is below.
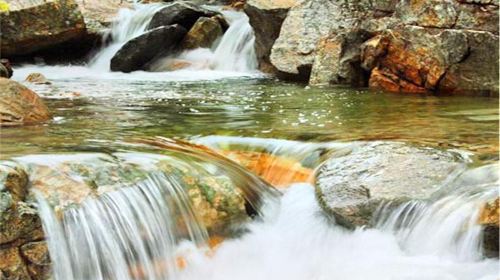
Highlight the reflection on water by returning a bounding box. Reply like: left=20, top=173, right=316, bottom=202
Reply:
left=1, top=76, right=498, bottom=163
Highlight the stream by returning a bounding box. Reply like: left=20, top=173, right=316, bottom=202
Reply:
left=2, top=2, right=499, bottom=280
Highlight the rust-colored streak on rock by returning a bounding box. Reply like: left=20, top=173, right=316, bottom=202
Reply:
left=221, top=150, right=313, bottom=188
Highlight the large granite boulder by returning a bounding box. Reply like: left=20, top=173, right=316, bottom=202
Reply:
left=269, top=0, right=377, bottom=80
left=147, top=1, right=218, bottom=30
left=181, top=16, right=224, bottom=50
left=244, top=0, right=297, bottom=73
left=363, top=26, right=499, bottom=94
left=110, top=24, right=187, bottom=73
left=0, top=0, right=86, bottom=57
left=0, top=78, right=51, bottom=127
left=309, top=30, right=371, bottom=86
left=315, top=142, right=463, bottom=229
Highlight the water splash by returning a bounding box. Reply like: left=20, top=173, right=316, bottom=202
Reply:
left=89, top=3, right=165, bottom=70
left=36, top=172, right=207, bottom=280
left=175, top=184, right=498, bottom=280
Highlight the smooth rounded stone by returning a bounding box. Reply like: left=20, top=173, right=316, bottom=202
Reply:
left=243, top=0, right=297, bottom=72
left=0, top=78, right=51, bottom=127
left=0, top=0, right=86, bottom=56
left=110, top=25, right=187, bottom=73
left=147, top=1, right=218, bottom=31
left=181, top=16, right=223, bottom=50
left=315, top=141, right=464, bottom=229
left=25, top=73, right=51, bottom=85
left=0, top=64, right=9, bottom=79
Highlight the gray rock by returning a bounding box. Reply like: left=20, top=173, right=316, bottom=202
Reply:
left=244, top=0, right=297, bottom=73
left=315, top=142, right=463, bottom=229
left=439, top=30, right=499, bottom=95
left=269, top=0, right=377, bottom=80
left=110, top=25, right=187, bottom=73
left=309, top=30, right=371, bottom=86
left=147, top=1, right=218, bottom=30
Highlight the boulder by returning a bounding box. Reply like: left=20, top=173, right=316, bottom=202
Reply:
left=315, top=142, right=462, bottom=229
left=110, top=25, right=187, bottom=73
left=309, top=30, right=371, bottom=86
left=363, top=25, right=499, bottom=94
left=438, top=30, right=499, bottom=95
left=0, top=78, right=51, bottom=127
left=25, top=73, right=51, bottom=85
left=269, top=0, right=375, bottom=80
left=243, top=0, right=297, bottom=72
left=181, top=17, right=224, bottom=50
left=147, top=1, right=218, bottom=30
left=0, top=0, right=86, bottom=57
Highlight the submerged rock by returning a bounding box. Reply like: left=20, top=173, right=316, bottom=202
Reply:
left=147, top=1, right=218, bottom=30
left=0, top=78, right=51, bottom=127
left=110, top=25, right=187, bottom=73
left=244, top=0, right=297, bottom=73
left=181, top=16, right=224, bottom=50
left=315, top=142, right=463, bottom=229
left=0, top=0, right=86, bottom=57
left=25, top=73, right=51, bottom=85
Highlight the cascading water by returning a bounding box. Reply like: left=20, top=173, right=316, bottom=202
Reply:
left=35, top=138, right=499, bottom=280
left=89, top=3, right=258, bottom=73
left=89, top=3, right=166, bottom=70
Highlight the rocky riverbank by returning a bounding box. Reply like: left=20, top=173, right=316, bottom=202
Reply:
left=1, top=0, right=498, bottom=94
left=245, top=0, right=499, bottom=95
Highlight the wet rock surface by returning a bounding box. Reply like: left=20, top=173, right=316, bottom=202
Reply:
left=110, top=24, right=188, bottom=73
left=0, top=0, right=86, bottom=57
left=0, top=78, right=51, bottom=127
left=181, top=16, right=224, bottom=49
left=244, top=0, right=297, bottom=72
left=315, top=142, right=464, bottom=228
left=147, top=1, right=219, bottom=30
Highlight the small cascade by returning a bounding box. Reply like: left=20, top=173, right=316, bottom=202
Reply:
left=174, top=11, right=258, bottom=72
left=37, top=172, right=208, bottom=280
left=89, top=3, right=165, bottom=70
left=376, top=164, right=499, bottom=261
left=89, top=4, right=258, bottom=73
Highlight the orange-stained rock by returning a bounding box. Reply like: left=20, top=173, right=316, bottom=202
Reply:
left=479, top=198, right=499, bottom=226
left=0, top=78, right=51, bottom=126
left=221, top=151, right=313, bottom=188
left=369, top=67, right=427, bottom=93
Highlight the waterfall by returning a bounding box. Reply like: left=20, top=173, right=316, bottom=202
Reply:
left=36, top=172, right=208, bottom=280
left=34, top=142, right=497, bottom=280
left=89, top=4, right=258, bottom=73
left=89, top=3, right=165, bottom=70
